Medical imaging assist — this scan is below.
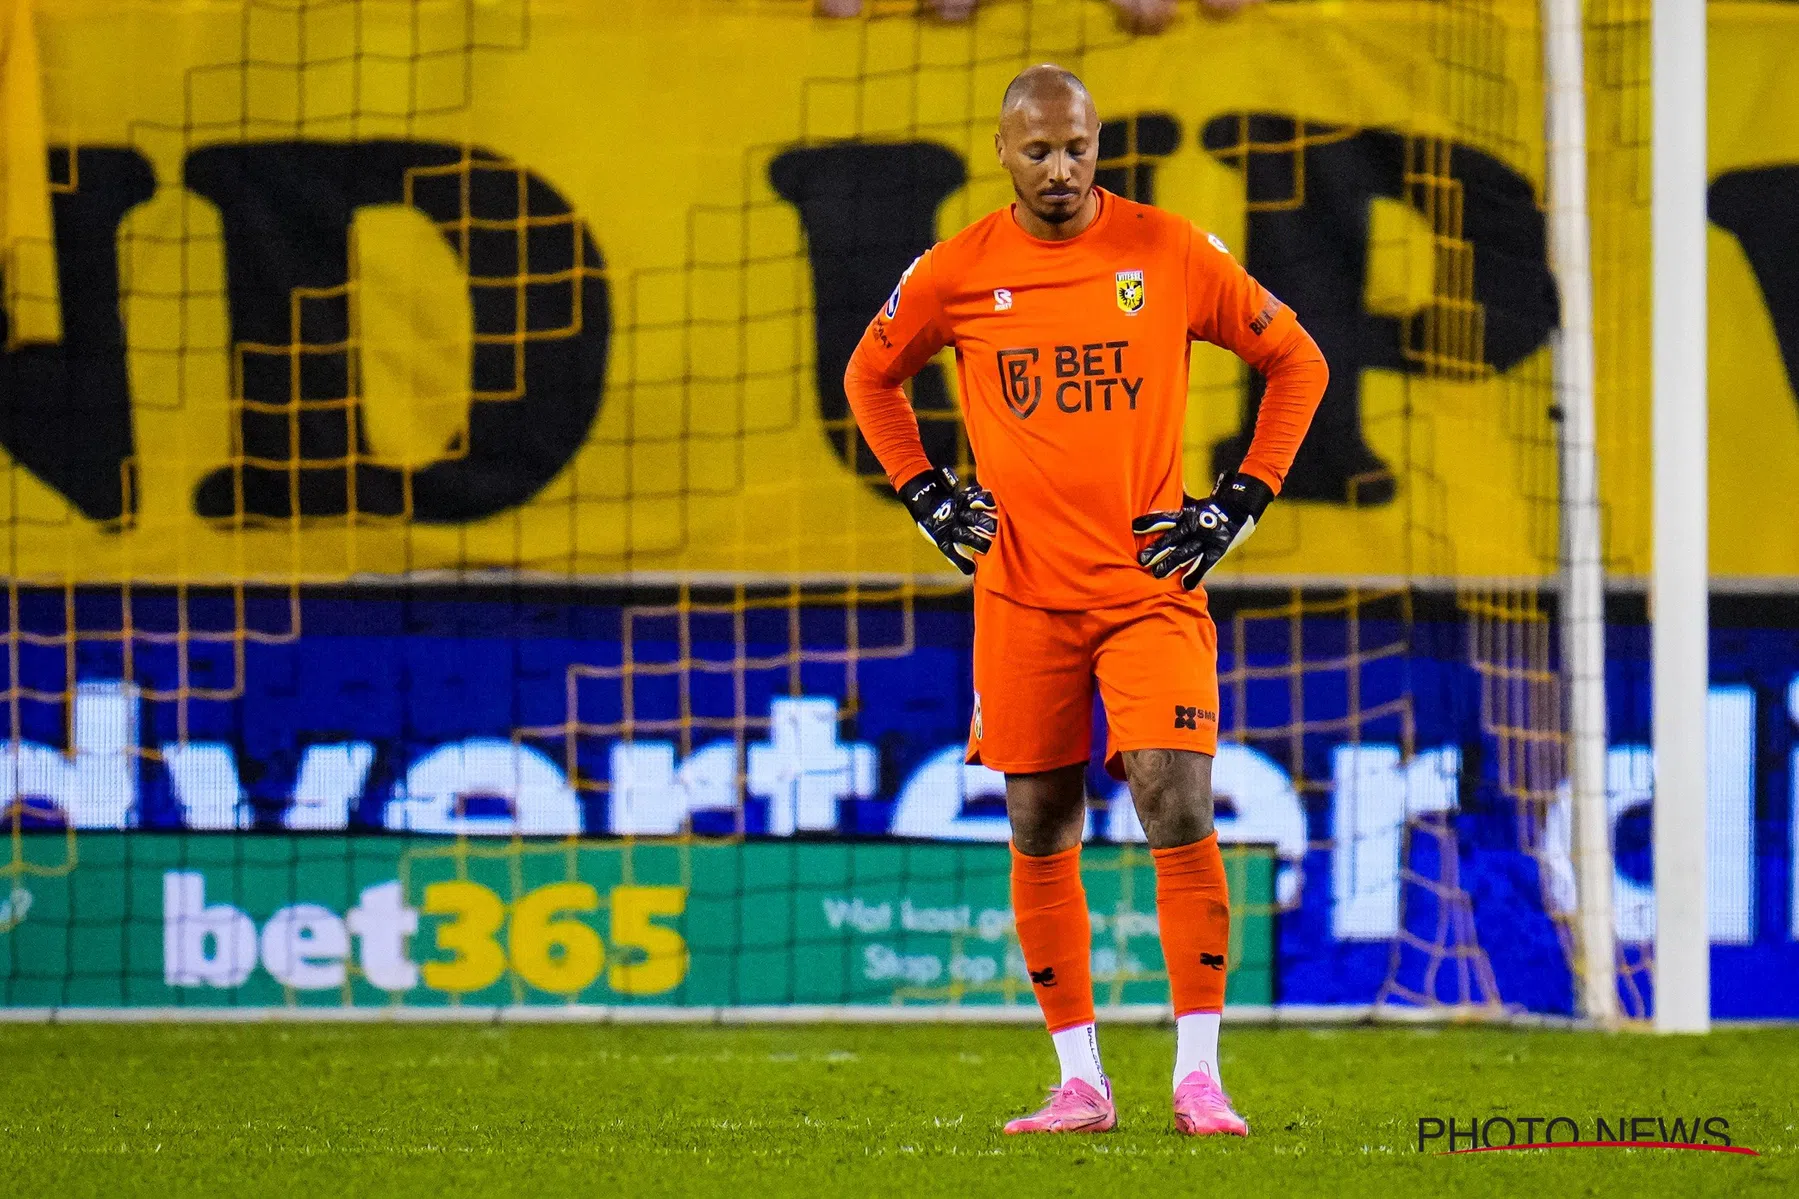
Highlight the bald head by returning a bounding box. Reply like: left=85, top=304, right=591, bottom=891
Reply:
left=1000, top=64, right=1093, bottom=121
left=995, top=65, right=1101, bottom=238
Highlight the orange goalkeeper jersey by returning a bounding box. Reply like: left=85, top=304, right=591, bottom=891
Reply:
left=844, top=188, right=1328, bottom=610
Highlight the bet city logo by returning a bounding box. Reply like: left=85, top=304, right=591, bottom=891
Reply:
left=995, top=342, right=1144, bottom=420
left=1417, top=1114, right=1757, bottom=1156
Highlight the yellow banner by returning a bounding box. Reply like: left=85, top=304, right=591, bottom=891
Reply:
left=3, top=0, right=1795, bottom=585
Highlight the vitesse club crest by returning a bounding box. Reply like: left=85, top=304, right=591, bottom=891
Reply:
left=1116, top=269, right=1145, bottom=315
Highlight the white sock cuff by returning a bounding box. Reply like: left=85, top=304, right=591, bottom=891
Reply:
left=1173, top=1011, right=1222, bottom=1089
left=1050, top=1021, right=1108, bottom=1096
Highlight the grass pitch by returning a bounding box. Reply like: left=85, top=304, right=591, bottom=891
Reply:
left=4, top=1022, right=1795, bottom=1197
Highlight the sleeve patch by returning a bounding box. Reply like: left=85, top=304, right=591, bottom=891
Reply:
left=1207, top=232, right=1231, bottom=256
left=1248, top=294, right=1285, bottom=336
left=883, top=255, right=924, bottom=320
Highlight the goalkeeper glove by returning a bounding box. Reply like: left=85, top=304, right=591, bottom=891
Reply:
left=1132, top=470, right=1274, bottom=590
left=899, top=466, right=997, bottom=576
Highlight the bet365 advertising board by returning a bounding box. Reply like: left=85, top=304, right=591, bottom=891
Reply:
left=3, top=835, right=1275, bottom=1012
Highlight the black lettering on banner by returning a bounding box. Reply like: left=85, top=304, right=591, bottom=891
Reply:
left=1199, top=115, right=1558, bottom=506
left=1594, top=1115, right=1620, bottom=1141
left=0, top=148, right=155, bottom=521
left=1055, top=344, right=1080, bottom=378
left=1056, top=380, right=1084, bottom=413
left=771, top=143, right=965, bottom=496
left=1630, top=1116, right=1658, bottom=1142
left=1710, top=167, right=1799, bottom=415
left=1481, top=1117, right=1516, bottom=1148
left=1096, top=113, right=1182, bottom=205
left=185, top=141, right=610, bottom=522
left=1704, top=1116, right=1732, bottom=1147
left=1517, top=1116, right=1543, bottom=1143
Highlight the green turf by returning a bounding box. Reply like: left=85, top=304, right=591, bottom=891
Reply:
left=3, top=1023, right=1794, bottom=1197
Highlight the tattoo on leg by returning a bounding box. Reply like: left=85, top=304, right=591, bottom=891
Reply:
left=1125, top=749, right=1215, bottom=848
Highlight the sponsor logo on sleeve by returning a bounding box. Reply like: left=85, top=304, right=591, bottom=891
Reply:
left=883, top=255, right=923, bottom=320
left=1249, top=294, right=1284, bottom=335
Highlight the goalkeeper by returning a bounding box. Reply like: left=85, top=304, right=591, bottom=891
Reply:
left=843, top=65, right=1326, bottom=1136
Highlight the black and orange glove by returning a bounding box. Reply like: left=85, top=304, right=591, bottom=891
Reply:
left=1132, top=471, right=1273, bottom=589
left=899, top=466, right=997, bottom=576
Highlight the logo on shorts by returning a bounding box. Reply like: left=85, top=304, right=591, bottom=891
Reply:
left=1199, top=952, right=1226, bottom=970
left=1173, top=704, right=1216, bottom=730
left=971, top=692, right=984, bottom=741
left=1029, top=967, right=1057, bottom=987
left=1116, top=269, right=1145, bottom=315
left=994, top=288, right=1013, bottom=311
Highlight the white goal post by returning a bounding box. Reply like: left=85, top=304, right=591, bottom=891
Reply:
left=1545, top=0, right=1712, bottom=1034
left=1651, top=0, right=1711, bottom=1035
left=1543, top=0, right=1617, bottom=1028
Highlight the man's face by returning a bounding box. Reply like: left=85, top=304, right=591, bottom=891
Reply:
left=995, top=92, right=1099, bottom=227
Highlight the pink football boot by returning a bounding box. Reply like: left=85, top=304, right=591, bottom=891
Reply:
left=1172, top=1070, right=1248, bottom=1137
left=1003, top=1078, right=1117, bottom=1135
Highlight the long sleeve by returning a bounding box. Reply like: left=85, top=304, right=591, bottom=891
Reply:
left=1234, top=327, right=1328, bottom=492
left=842, top=250, right=949, bottom=489
left=1186, top=226, right=1328, bottom=494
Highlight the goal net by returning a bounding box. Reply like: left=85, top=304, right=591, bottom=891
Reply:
left=5, top=0, right=1783, bottom=1021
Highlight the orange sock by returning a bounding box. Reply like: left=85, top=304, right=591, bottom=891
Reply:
left=1010, top=843, right=1094, bottom=1033
left=1152, top=833, right=1231, bottom=1016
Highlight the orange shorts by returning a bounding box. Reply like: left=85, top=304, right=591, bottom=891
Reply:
left=966, top=586, right=1220, bottom=780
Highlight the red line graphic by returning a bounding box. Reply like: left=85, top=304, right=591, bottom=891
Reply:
left=1440, top=1141, right=1759, bottom=1157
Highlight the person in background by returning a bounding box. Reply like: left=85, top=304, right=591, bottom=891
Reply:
left=816, top=0, right=1261, bottom=32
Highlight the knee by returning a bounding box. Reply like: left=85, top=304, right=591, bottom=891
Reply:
left=1126, top=750, right=1214, bottom=846
left=1005, top=767, right=1087, bottom=855
left=1126, top=749, right=1187, bottom=814
left=1009, top=805, right=1077, bottom=856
